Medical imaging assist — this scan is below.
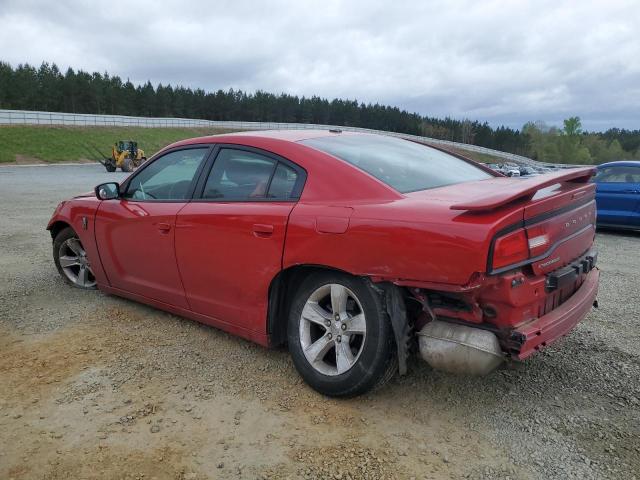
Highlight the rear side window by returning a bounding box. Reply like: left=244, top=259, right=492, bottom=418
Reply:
left=203, top=149, right=274, bottom=200
left=596, top=166, right=640, bottom=183
left=268, top=163, right=298, bottom=198
left=301, top=135, right=492, bottom=193
left=202, top=149, right=300, bottom=201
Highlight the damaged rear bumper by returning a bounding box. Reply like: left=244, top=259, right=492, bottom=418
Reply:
left=508, top=267, right=599, bottom=360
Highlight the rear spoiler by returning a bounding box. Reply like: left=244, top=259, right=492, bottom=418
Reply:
left=450, top=167, right=596, bottom=212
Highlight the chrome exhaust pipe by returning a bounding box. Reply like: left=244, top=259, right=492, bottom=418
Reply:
left=418, top=321, right=504, bottom=375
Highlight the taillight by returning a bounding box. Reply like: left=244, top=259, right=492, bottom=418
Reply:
left=492, top=229, right=529, bottom=270
left=526, top=224, right=550, bottom=257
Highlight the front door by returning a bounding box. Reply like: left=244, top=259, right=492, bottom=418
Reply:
left=95, top=146, right=211, bottom=307
left=175, top=146, right=305, bottom=331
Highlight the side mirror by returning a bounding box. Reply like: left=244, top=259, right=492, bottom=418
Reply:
left=95, top=182, right=120, bottom=200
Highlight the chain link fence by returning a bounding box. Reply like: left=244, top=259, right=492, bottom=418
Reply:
left=0, top=108, right=550, bottom=167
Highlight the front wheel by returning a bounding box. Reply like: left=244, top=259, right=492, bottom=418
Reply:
left=287, top=272, right=397, bottom=397
left=53, top=227, right=97, bottom=289
left=104, top=160, right=116, bottom=172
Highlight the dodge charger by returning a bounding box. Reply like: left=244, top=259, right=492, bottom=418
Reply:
left=47, top=131, right=599, bottom=397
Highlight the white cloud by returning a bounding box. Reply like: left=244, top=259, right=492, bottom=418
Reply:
left=1, top=0, right=638, bottom=130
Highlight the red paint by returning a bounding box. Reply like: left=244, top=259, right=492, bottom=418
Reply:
left=174, top=201, right=294, bottom=331
left=95, top=199, right=190, bottom=309
left=47, top=130, right=598, bottom=360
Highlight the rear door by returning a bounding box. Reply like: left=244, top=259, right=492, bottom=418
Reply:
left=595, top=165, right=640, bottom=227
left=175, top=146, right=306, bottom=331
left=95, top=146, right=211, bottom=307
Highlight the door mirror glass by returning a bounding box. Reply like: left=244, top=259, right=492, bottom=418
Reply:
left=95, top=182, right=120, bottom=200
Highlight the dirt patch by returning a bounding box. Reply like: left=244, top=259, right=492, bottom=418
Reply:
left=0, top=326, right=94, bottom=404
left=0, top=306, right=519, bottom=480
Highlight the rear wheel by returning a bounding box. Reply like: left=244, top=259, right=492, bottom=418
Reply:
left=121, top=158, right=133, bottom=172
left=53, top=227, right=97, bottom=289
left=287, top=271, right=397, bottom=397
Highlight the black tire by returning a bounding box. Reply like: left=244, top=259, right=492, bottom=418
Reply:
left=287, top=271, right=397, bottom=397
left=53, top=227, right=97, bottom=290
left=104, top=160, right=116, bottom=172
left=121, top=158, right=133, bottom=172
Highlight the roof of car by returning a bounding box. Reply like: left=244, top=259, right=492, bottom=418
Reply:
left=232, top=129, right=359, bottom=140
left=597, top=160, right=640, bottom=168
left=185, top=129, right=363, bottom=145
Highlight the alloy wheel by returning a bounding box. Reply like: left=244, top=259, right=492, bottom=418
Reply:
left=58, top=237, right=96, bottom=288
left=299, top=283, right=367, bottom=376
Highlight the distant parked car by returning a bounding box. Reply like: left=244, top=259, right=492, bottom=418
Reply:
left=519, top=166, right=539, bottom=177
left=595, top=161, right=640, bottom=229
left=504, top=166, right=520, bottom=177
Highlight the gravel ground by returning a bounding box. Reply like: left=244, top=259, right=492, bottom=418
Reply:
left=0, top=164, right=638, bottom=480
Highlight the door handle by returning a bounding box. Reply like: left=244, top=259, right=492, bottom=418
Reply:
left=252, top=223, right=274, bottom=237
left=157, top=222, right=171, bottom=233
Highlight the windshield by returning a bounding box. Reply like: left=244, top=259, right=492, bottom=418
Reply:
left=301, top=134, right=492, bottom=193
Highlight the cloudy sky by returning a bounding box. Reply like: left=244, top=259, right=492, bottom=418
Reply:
left=1, top=0, right=639, bottom=130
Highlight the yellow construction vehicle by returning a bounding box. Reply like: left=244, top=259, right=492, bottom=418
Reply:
left=88, top=141, right=146, bottom=172
left=104, top=141, right=146, bottom=172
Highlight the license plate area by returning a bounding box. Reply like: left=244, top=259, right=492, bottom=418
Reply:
left=546, top=249, right=598, bottom=292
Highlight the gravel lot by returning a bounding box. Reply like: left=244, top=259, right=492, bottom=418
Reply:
left=0, top=164, right=639, bottom=480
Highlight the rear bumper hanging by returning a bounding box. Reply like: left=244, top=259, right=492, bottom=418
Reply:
left=509, top=267, right=599, bottom=360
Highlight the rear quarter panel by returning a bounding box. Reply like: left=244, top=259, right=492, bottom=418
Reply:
left=283, top=198, right=523, bottom=286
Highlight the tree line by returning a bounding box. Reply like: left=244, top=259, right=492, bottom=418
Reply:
left=1, top=61, right=638, bottom=164
left=523, top=117, right=639, bottom=164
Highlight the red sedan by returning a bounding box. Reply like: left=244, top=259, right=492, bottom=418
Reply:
left=48, top=131, right=599, bottom=397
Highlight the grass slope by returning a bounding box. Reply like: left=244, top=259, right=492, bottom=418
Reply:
left=0, top=126, right=235, bottom=163
left=0, top=125, right=512, bottom=166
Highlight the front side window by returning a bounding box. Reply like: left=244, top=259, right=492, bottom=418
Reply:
left=301, top=134, right=492, bottom=193
left=124, top=148, right=209, bottom=200
left=202, top=149, right=299, bottom=200
left=596, top=166, right=640, bottom=183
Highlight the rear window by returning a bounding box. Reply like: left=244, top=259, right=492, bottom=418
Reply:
left=301, top=135, right=492, bottom=193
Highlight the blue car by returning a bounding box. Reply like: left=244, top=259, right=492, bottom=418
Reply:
left=595, top=161, right=640, bottom=229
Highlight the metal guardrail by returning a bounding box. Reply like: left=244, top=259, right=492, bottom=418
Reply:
left=0, top=108, right=549, bottom=167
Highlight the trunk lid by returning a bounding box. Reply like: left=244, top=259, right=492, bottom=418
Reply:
left=410, top=167, right=597, bottom=274
left=521, top=182, right=596, bottom=275
left=449, top=167, right=595, bottom=212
